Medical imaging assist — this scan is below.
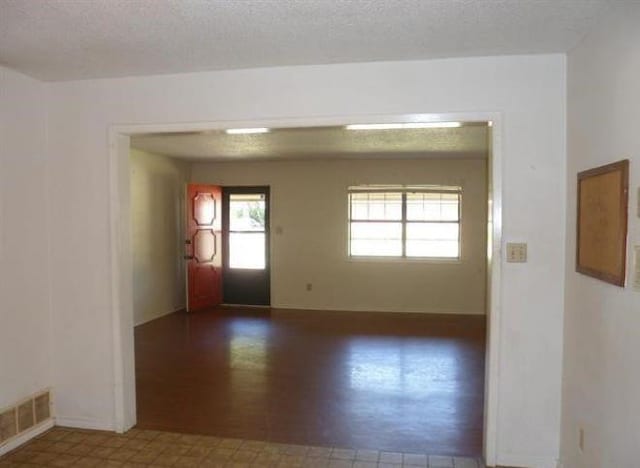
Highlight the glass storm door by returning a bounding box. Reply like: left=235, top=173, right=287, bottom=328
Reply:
left=222, top=187, right=270, bottom=306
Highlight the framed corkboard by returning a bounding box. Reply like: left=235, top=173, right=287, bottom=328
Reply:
left=576, top=159, right=629, bottom=286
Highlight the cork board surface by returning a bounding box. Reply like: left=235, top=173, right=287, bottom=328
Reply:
left=577, top=160, right=629, bottom=286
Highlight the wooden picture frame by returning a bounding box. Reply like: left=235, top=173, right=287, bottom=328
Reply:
left=576, top=159, right=629, bottom=286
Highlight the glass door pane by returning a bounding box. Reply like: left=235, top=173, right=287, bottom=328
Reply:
left=228, top=193, right=266, bottom=269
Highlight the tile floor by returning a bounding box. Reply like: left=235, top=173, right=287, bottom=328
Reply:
left=0, top=427, right=485, bottom=467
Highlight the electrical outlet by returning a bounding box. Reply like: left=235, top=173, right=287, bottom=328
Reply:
left=506, top=243, right=527, bottom=263
left=579, top=428, right=585, bottom=452
left=306, top=283, right=313, bottom=291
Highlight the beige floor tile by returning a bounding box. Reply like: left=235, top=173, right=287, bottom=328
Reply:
left=253, top=451, right=282, bottom=464
left=0, top=427, right=482, bottom=468
left=232, top=449, right=259, bottom=463
left=122, top=437, right=150, bottom=450
left=240, top=440, right=267, bottom=452
left=64, top=432, right=89, bottom=444
left=67, top=442, right=95, bottom=456
left=208, top=446, right=236, bottom=459
left=428, top=455, right=454, bottom=467
left=218, top=437, right=244, bottom=450
left=355, top=449, right=378, bottom=461
left=453, top=457, right=478, bottom=468
left=304, top=457, right=331, bottom=468
left=331, top=448, right=356, bottom=460
left=327, top=459, right=353, bottom=468
left=278, top=453, right=305, bottom=466
left=50, top=440, right=75, bottom=453
left=91, top=445, right=116, bottom=459
left=73, top=457, right=103, bottom=467
left=199, top=435, right=223, bottom=447
left=178, top=433, right=203, bottom=445
left=307, top=446, right=333, bottom=458
left=106, top=448, right=138, bottom=462
left=129, top=448, right=160, bottom=463
left=280, top=443, right=309, bottom=456
left=102, top=436, right=127, bottom=448
left=133, top=429, right=162, bottom=441
left=379, top=451, right=403, bottom=464
left=100, top=460, right=125, bottom=467
left=174, top=455, right=204, bottom=467
left=30, top=451, right=59, bottom=464
left=156, top=432, right=183, bottom=444
left=120, top=462, right=149, bottom=468
left=353, top=461, right=377, bottom=468
left=153, top=454, right=181, bottom=466
left=50, top=454, right=81, bottom=466
left=403, top=452, right=427, bottom=466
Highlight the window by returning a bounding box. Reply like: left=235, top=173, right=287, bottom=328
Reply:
left=228, top=193, right=266, bottom=269
left=348, top=186, right=461, bottom=259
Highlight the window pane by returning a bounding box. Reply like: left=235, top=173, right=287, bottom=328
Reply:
left=406, top=192, right=459, bottom=221
left=407, top=222, right=459, bottom=258
left=350, top=222, right=402, bottom=256
left=350, top=192, right=402, bottom=220
left=229, top=232, right=265, bottom=269
left=406, top=240, right=459, bottom=258
left=406, top=222, right=459, bottom=241
left=229, top=194, right=265, bottom=231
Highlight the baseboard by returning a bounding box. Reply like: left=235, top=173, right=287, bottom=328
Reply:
left=54, top=416, right=114, bottom=432
left=134, top=306, right=185, bottom=326
left=273, top=304, right=485, bottom=316
left=497, top=453, right=559, bottom=468
left=221, top=303, right=271, bottom=309
left=0, top=419, right=54, bottom=457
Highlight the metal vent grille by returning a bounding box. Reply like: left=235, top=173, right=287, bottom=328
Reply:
left=0, top=390, right=52, bottom=445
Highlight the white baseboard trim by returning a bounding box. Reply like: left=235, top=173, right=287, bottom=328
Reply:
left=134, top=306, right=185, bottom=326
left=497, top=453, right=559, bottom=468
left=0, top=419, right=54, bottom=457
left=273, top=304, right=486, bottom=316
left=54, top=416, right=114, bottom=432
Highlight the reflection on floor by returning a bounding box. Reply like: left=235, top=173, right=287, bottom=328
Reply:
left=0, top=427, right=486, bottom=467
left=135, top=308, right=486, bottom=457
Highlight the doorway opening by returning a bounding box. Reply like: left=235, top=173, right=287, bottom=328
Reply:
left=112, top=114, right=502, bottom=464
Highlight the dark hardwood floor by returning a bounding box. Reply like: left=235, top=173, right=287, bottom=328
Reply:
left=134, top=308, right=485, bottom=456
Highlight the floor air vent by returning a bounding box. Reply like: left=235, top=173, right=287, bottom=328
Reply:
left=0, top=390, right=52, bottom=446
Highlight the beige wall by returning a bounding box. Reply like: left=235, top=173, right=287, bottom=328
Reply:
left=130, top=149, right=189, bottom=325
left=191, top=157, right=487, bottom=314
left=561, top=3, right=640, bottom=467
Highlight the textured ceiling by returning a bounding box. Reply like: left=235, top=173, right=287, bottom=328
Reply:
left=1, top=0, right=613, bottom=81
left=130, top=124, right=489, bottom=161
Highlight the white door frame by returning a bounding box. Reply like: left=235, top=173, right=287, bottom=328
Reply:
left=108, top=112, right=503, bottom=465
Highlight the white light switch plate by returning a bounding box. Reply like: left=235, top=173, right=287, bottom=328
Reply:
left=507, top=243, right=527, bottom=263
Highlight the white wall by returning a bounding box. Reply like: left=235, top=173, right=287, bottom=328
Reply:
left=191, top=158, right=487, bottom=315
left=130, top=149, right=188, bottom=325
left=561, top=4, right=640, bottom=468
left=45, top=55, right=566, bottom=466
left=0, top=67, right=52, bottom=410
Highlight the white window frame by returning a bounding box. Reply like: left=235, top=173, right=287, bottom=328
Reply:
left=348, top=185, right=462, bottom=260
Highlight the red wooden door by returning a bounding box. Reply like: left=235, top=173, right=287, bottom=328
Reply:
left=186, top=184, right=222, bottom=311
